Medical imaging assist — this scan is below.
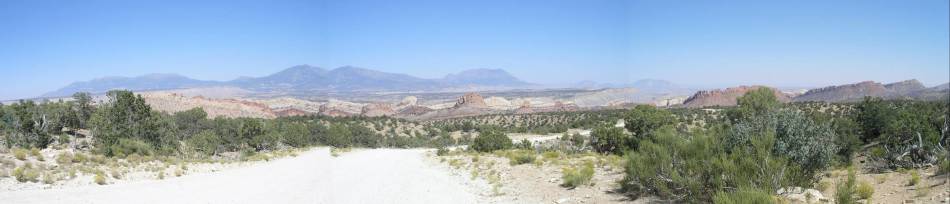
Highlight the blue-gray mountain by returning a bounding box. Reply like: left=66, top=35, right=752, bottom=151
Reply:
left=43, top=65, right=533, bottom=97
left=42, top=73, right=220, bottom=97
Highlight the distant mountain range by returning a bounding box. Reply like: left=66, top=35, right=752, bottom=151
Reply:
left=43, top=65, right=533, bottom=97
left=43, top=73, right=219, bottom=97
left=573, top=79, right=694, bottom=95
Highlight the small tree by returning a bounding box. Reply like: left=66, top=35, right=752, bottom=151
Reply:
left=730, top=87, right=780, bottom=121
left=471, top=129, right=512, bottom=152
left=590, top=126, right=629, bottom=154
left=624, top=105, right=674, bottom=149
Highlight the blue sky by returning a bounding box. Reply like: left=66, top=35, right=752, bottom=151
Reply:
left=0, top=0, right=947, bottom=100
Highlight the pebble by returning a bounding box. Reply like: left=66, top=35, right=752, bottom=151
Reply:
left=555, top=198, right=570, bottom=204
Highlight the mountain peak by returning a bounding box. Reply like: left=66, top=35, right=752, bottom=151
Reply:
left=442, top=68, right=529, bottom=86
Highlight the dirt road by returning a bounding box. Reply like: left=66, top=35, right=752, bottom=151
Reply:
left=0, top=148, right=483, bottom=204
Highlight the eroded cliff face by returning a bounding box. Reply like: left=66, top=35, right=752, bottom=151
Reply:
left=683, top=86, right=790, bottom=108
left=453, top=93, right=488, bottom=109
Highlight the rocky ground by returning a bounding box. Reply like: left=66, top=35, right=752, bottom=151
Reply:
left=818, top=165, right=949, bottom=204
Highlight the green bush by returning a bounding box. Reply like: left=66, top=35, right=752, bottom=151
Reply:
left=516, top=138, right=532, bottom=149
left=186, top=130, right=222, bottom=156
left=108, top=138, right=153, bottom=158
left=42, top=172, right=57, bottom=184
left=562, top=161, right=594, bottom=188
left=623, top=105, right=675, bottom=145
left=908, top=170, right=920, bottom=186
left=29, top=147, right=43, bottom=161
left=712, top=189, right=775, bottom=204
left=94, top=172, right=107, bottom=185
left=856, top=181, right=874, bottom=200
left=542, top=151, right=560, bottom=160
left=13, top=148, right=27, bottom=160
left=471, top=130, right=512, bottom=152
left=938, top=155, right=950, bottom=175
left=835, top=168, right=857, bottom=204
left=727, top=109, right=838, bottom=181
left=435, top=147, right=449, bottom=156
left=12, top=164, right=39, bottom=183
left=55, top=152, right=74, bottom=165
left=507, top=151, right=536, bottom=165
left=590, top=126, right=629, bottom=154
left=623, top=127, right=802, bottom=202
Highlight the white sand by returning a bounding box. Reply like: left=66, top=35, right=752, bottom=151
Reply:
left=0, top=148, right=483, bottom=204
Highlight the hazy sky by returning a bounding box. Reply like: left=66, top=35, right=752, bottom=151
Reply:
left=0, top=0, right=947, bottom=100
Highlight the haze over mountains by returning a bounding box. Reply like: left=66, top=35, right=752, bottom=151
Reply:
left=44, top=65, right=535, bottom=97
left=38, top=64, right=949, bottom=111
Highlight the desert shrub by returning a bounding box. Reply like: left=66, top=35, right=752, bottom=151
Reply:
left=435, top=147, right=449, bottom=156
left=561, top=161, right=594, bottom=188
left=42, top=172, right=57, bottom=184
left=516, top=139, right=532, bottom=149
left=623, top=105, right=675, bottom=148
left=817, top=181, right=831, bottom=192
left=58, top=134, right=71, bottom=145
left=108, top=138, right=153, bottom=158
left=726, top=109, right=838, bottom=181
left=835, top=168, right=857, bottom=204
left=728, top=87, right=781, bottom=121
left=908, top=170, right=920, bottom=186
left=29, top=147, right=43, bottom=160
left=712, top=188, right=775, bottom=204
left=590, top=126, right=629, bottom=154
left=13, top=148, right=27, bottom=160
left=938, top=154, right=950, bottom=175
left=570, top=133, right=585, bottom=147
left=855, top=98, right=947, bottom=169
left=471, top=130, right=512, bottom=152
left=72, top=152, right=88, bottom=163
left=623, top=126, right=805, bottom=202
left=55, top=152, right=73, bottom=165
left=542, top=151, right=560, bottom=160
left=12, top=164, right=39, bottom=182
left=856, top=181, right=874, bottom=200
left=186, top=130, right=222, bottom=156
left=94, top=171, right=107, bottom=185
left=111, top=169, right=122, bottom=179
left=507, top=150, right=536, bottom=165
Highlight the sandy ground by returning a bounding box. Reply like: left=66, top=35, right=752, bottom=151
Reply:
left=0, top=148, right=484, bottom=204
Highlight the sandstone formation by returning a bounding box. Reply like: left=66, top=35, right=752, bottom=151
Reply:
left=792, top=80, right=932, bottom=102
left=453, top=93, right=488, bottom=109
left=274, top=108, right=310, bottom=117
left=141, top=92, right=277, bottom=119
left=361, top=103, right=396, bottom=117
left=396, top=105, right=434, bottom=116
left=683, top=86, right=790, bottom=108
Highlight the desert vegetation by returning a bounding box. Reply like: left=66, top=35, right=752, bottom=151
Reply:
left=0, top=90, right=456, bottom=186
left=1, top=88, right=947, bottom=203
left=433, top=87, right=948, bottom=203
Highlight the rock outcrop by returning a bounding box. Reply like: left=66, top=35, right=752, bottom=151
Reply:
left=318, top=105, right=354, bottom=117
left=396, top=105, right=434, bottom=116
left=361, top=103, right=396, bottom=117
left=142, top=92, right=277, bottom=119
left=397, top=96, right=418, bottom=107
left=453, top=93, right=488, bottom=109
left=683, top=86, right=790, bottom=108
left=274, top=108, right=310, bottom=117
left=792, top=79, right=932, bottom=102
